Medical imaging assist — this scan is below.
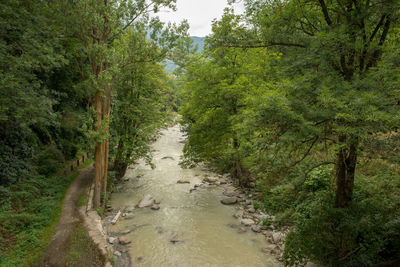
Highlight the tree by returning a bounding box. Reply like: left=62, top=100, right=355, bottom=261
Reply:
left=64, top=0, right=177, bottom=208
left=180, top=31, right=279, bottom=185
left=111, top=23, right=180, bottom=180
left=215, top=0, right=400, bottom=207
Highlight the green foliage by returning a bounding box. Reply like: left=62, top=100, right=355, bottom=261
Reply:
left=78, top=192, right=88, bottom=208
left=65, top=226, right=103, bottom=267
left=304, top=165, right=333, bottom=192
left=179, top=0, right=400, bottom=265
left=110, top=24, right=181, bottom=179
left=0, top=171, right=76, bottom=266
left=34, top=145, right=65, bottom=176
left=0, top=122, right=32, bottom=185
left=96, top=208, right=104, bottom=218
left=284, top=183, right=400, bottom=267
left=0, top=0, right=185, bottom=264
left=253, top=200, right=260, bottom=210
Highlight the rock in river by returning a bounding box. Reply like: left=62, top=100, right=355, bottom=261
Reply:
left=203, top=176, right=218, bottom=183
left=251, top=225, right=261, bottom=233
left=118, top=236, right=131, bottom=245
left=247, top=207, right=256, bottom=213
left=238, top=227, right=247, bottom=233
left=241, top=218, right=255, bottom=226
left=169, top=232, right=183, bottom=244
left=272, top=232, right=284, bottom=243
left=151, top=204, right=160, bottom=210
left=114, top=251, right=122, bottom=257
left=223, top=190, right=237, bottom=197
left=233, top=210, right=243, bottom=219
left=220, top=197, right=237, bottom=205
left=137, top=194, right=155, bottom=208
left=177, top=179, right=190, bottom=184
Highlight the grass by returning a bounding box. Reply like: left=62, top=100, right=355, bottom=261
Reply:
left=65, top=225, right=103, bottom=267
left=0, top=159, right=93, bottom=267
left=78, top=191, right=88, bottom=207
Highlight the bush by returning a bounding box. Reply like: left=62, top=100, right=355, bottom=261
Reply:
left=0, top=172, right=74, bottom=266
left=284, top=187, right=400, bottom=266
left=34, top=145, right=65, bottom=176
left=304, top=165, right=332, bottom=192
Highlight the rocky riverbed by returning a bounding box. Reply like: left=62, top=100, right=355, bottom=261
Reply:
left=103, top=125, right=285, bottom=266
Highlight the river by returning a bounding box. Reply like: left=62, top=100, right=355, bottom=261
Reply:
left=107, top=125, right=280, bottom=267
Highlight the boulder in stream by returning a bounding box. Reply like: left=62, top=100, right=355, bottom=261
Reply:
left=233, top=210, right=243, bottom=219
left=114, top=251, right=122, bottom=257
left=177, top=179, right=190, bottom=184
left=118, top=236, right=131, bottom=245
left=241, top=218, right=255, bottom=226
left=151, top=204, right=160, bottom=210
left=238, top=227, right=247, bottom=233
left=223, top=190, right=237, bottom=197
left=169, top=232, right=183, bottom=244
left=247, top=207, right=256, bottom=213
left=272, top=232, right=284, bottom=243
left=124, top=206, right=135, bottom=213
left=219, top=178, right=228, bottom=185
left=261, top=244, right=276, bottom=254
left=120, top=230, right=132, bottom=235
left=220, top=197, right=237, bottom=205
left=203, top=176, right=218, bottom=183
left=137, top=194, right=155, bottom=208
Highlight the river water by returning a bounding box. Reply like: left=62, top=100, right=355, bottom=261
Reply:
left=108, top=125, right=280, bottom=267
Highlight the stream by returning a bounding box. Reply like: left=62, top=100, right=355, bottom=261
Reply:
left=107, top=125, right=281, bottom=267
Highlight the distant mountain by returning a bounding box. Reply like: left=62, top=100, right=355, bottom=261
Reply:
left=163, top=36, right=206, bottom=73
left=191, top=36, right=205, bottom=52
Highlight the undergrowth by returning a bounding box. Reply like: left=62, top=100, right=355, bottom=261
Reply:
left=0, top=159, right=93, bottom=267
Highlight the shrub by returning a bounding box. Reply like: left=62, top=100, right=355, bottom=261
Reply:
left=34, top=145, right=65, bottom=176
left=284, top=188, right=400, bottom=266
left=304, top=165, right=332, bottom=192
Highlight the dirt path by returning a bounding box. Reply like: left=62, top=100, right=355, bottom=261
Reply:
left=41, top=164, right=102, bottom=267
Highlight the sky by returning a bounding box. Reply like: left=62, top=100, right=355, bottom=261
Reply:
left=155, top=0, right=245, bottom=37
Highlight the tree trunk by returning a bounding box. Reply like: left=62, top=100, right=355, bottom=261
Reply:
left=113, top=138, right=130, bottom=180
left=335, top=135, right=358, bottom=208
left=233, top=137, right=246, bottom=186
left=93, top=90, right=103, bottom=209
left=101, top=81, right=111, bottom=208
left=115, top=161, right=128, bottom=180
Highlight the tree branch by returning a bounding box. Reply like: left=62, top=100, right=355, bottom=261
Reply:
left=318, top=0, right=332, bottom=26
left=378, top=15, right=391, bottom=46
left=219, top=40, right=306, bottom=49
left=369, top=14, right=386, bottom=43
left=290, top=137, right=319, bottom=167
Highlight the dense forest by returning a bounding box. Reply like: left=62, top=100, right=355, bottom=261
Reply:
left=0, top=0, right=399, bottom=266
left=179, top=0, right=400, bottom=266
left=0, top=0, right=186, bottom=265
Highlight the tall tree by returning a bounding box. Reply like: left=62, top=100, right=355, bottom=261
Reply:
left=214, top=0, right=400, bottom=207
left=111, top=21, right=183, bottom=180
left=64, top=0, right=177, bottom=208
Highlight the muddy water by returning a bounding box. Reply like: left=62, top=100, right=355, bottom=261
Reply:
left=108, top=125, right=279, bottom=267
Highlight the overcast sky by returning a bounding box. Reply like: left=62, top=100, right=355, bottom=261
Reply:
left=155, top=0, right=245, bottom=37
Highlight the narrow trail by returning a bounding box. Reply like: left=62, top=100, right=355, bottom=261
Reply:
left=106, top=125, right=282, bottom=267
left=41, top=165, right=102, bottom=267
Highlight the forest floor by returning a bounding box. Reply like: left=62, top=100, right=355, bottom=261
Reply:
left=40, top=165, right=104, bottom=267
